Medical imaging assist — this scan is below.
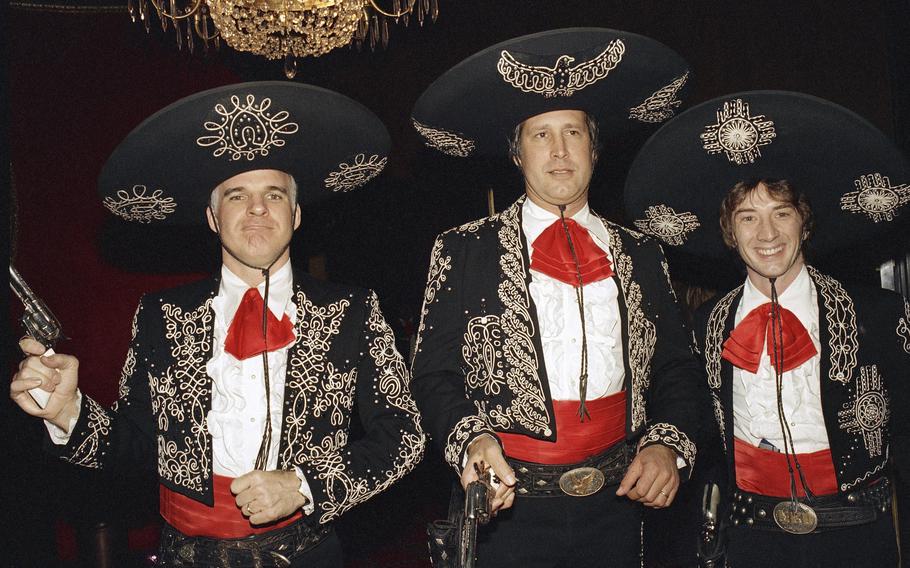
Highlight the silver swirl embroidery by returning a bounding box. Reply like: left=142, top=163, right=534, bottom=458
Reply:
left=898, top=300, right=910, bottom=354
left=841, top=461, right=887, bottom=492
left=705, top=287, right=742, bottom=390
left=488, top=202, right=551, bottom=435
left=633, top=204, right=701, bottom=246
left=116, top=303, right=142, bottom=403
left=196, top=94, right=299, bottom=161
left=606, top=224, right=657, bottom=431
left=64, top=397, right=111, bottom=469
left=412, top=119, right=476, bottom=157
left=638, top=422, right=697, bottom=468
left=324, top=154, right=388, bottom=192
left=840, top=173, right=910, bottom=223
left=810, top=267, right=858, bottom=384
left=497, top=39, right=625, bottom=98
left=103, top=185, right=176, bottom=223
left=284, top=292, right=423, bottom=523
left=701, top=98, right=776, bottom=165
left=629, top=72, right=689, bottom=123
left=411, top=236, right=453, bottom=368
left=153, top=299, right=214, bottom=492
left=711, top=392, right=727, bottom=452
left=281, top=291, right=350, bottom=470
left=463, top=315, right=507, bottom=396
left=445, top=415, right=492, bottom=471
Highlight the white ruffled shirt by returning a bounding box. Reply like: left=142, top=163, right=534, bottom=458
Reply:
left=208, top=262, right=295, bottom=476
left=731, top=266, right=831, bottom=453
left=522, top=199, right=625, bottom=400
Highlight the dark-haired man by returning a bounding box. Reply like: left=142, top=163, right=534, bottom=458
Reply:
left=625, top=91, right=910, bottom=567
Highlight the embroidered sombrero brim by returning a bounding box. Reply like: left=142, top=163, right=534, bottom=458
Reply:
left=411, top=28, right=691, bottom=158
left=623, top=91, right=910, bottom=259
left=99, top=81, right=390, bottom=225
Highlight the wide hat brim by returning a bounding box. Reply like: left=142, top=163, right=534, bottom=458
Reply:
left=624, top=90, right=910, bottom=259
left=99, top=81, right=390, bottom=225
left=411, top=28, right=691, bottom=158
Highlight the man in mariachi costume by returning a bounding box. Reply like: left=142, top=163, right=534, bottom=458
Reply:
left=409, top=28, right=703, bottom=566
left=624, top=90, right=910, bottom=567
left=11, top=82, right=425, bottom=567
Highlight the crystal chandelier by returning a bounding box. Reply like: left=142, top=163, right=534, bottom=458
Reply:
left=128, top=0, right=440, bottom=78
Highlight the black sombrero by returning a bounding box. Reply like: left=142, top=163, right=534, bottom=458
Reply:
left=411, top=28, right=691, bottom=158
left=99, top=82, right=390, bottom=225
left=624, top=91, right=910, bottom=258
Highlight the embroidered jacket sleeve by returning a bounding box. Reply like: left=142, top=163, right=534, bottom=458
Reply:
left=296, top=291, right=425, bottom=525
left=885, top=295, right=910, bottom=546
left=410, top=232, right=497, bottom=472
left=44, top=298, right=157, bottom=475
left=630, top=240, right=703, bottom=472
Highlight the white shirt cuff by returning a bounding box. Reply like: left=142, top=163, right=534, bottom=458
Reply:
left=293, top=466, right=315, bottom=515
left=44, top=390, right=82, bottom=445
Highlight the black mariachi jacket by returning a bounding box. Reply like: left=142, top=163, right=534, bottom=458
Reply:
left=49, top=271, right=425, bottom=525
left=410, top=197, right=701, bottom=472
left=693, top=266, right=910, bottom=501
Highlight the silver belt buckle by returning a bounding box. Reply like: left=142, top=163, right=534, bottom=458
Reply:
left=558, top=466, right=605, bottom=497
left=772, top=501, right=818, bottom=534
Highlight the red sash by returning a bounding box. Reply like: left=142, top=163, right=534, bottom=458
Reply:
left=498, top=391, right=626, bottom=464
left=159, top=474, right=302, bottom=538
left=734, top=437, right=838, bottom=498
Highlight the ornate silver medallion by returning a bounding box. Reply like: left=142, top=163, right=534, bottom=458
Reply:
left=840, top=172, right=910, bottom=223
left=701, top=99, right=776, bottom=165
left=633, top=204, right=700, bottom=246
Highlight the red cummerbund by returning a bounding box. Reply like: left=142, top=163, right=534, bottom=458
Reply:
left=159, top=474, right=302, bottom=538
left=498, top=391, right=626, bottom=465
left=734, top=437, right=838, bottom=498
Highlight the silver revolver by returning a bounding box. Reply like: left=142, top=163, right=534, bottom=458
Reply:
left=10, top=264, right=64, bottom=407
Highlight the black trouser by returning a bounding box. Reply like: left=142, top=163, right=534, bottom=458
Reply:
left=725, top=513, right=898, bottom=568
left=476, top=484, right=642, bottom=567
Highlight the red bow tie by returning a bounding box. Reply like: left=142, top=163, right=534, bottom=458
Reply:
left=530, top=218, right=614, bottom=287
left=224, top=288, right=295, bottom=361
left=721, top=302, right=817, bottom=374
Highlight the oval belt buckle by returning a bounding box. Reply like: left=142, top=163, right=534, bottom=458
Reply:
left=772, top=501, right=818, bottom=534
left=558, top=467, right=605, bottom=497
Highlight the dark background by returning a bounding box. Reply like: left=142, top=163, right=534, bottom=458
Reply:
left=5, top=1, right=910, bottom=566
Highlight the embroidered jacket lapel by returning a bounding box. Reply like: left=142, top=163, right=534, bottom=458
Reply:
left=495, top=197, right=553, bottom=436
left=704, top=284, right=743, bottom=453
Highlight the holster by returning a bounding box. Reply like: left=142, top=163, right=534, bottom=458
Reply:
left=427, top=482, right=465, bottom=568
left=697, top=482, right=727, bottom=568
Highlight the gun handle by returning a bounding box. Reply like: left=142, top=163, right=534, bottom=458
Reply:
left=27, top=347, right=54, bottom=409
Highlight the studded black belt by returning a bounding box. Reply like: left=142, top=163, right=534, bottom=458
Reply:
left=156, top=518, right=331, bottom=567
left=507, top=442, right=632, bottom=497
left=729, top=477, right=891, bottom=533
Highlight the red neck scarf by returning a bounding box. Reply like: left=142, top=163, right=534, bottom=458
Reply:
left=722, top=302, right=817, bottom=373
left=530, top=218, right=613, bottom=287
left=224, top=288, right=295, bottom=361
